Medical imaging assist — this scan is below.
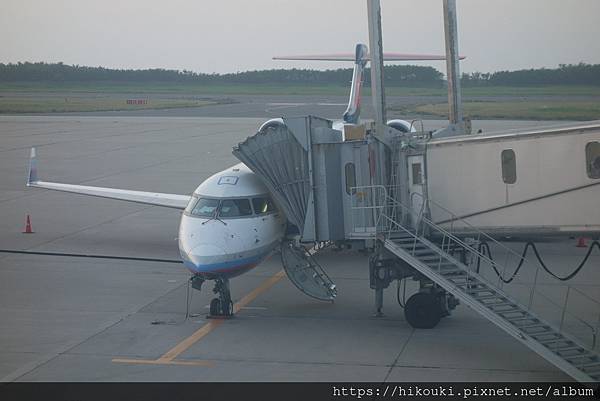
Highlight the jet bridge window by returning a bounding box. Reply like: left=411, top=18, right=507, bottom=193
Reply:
left=501, top=149, right=517, bottom=184
left=218, top=199, right=253, bottom=218
left=586, top=141, right=600, bottom=179
left=252, top=196, right=275, bottom=214
left=345, top=163, right=356, bottom=195
left=190, top=197, right=219, bottom=217
left=411, top=163, right=423, bottom=185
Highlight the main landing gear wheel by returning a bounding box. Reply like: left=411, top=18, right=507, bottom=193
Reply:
left=404, top=292, right=442, bottom=329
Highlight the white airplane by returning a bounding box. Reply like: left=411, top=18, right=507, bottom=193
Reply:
left=25, top=44, right=452, bottom=317
left=27, top=151, right=286, bottom=316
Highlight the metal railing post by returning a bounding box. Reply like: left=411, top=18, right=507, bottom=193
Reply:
left=560, top=286, right=571, bottom=332
left=528, top=264, right=540, bottom=310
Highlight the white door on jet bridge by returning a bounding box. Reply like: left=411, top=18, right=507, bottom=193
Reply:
left=408, top=155, right=425, bottom=227
left=341, top=142, right=372, bottom=235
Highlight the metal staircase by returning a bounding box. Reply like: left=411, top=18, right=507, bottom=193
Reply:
left=353, top=185, right=600, bottom=383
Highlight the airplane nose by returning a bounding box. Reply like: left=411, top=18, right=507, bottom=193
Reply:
left=186, top=243, right=227, bottom=269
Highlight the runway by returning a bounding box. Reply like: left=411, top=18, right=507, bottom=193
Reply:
left=0, top=115, right=597, bottom=382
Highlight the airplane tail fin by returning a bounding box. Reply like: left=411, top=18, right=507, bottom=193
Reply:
left=343, top=44, right=368, bottom=124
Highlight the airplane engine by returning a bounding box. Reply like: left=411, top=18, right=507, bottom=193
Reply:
left=387, top=119, right=416, bottom=133
left=258, top=118, right=285, bottom=133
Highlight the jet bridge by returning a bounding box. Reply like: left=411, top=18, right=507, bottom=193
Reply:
left=233, top=116, right=390, bottom=300
left=233, top=116, right=389, bottom=244
left=234, top=118, right=600, bottom=382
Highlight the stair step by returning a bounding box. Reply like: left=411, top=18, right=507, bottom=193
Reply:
left=507, top=316, right=539, bottom=324
left=540, top=341, right=574, bottom=350
left=521, top=326, right=552, bottom=335
left=419, top=256, right=445, bottom=262
left=485, top=301, right=517, bottom=308
left=486, top=304, right=519, bottom=312
left=476, top=297, right=508, bottom=304
left=440, top=269, right=465, bottom=276
left=397, top=242, right=427, bottom=248
left=535, top=335, right=566, bottom=344
left=394, top=242, right=420, bottom=248
left=477, top=297, right=508, bottom=305
left=466, top=288, right=494, bottom=294
left=581, top=366, right=600, bottom=376
left=517, top=322, right=549, bottom=329
left=468, top=288, right=506, bottom=301
left=563, top=351, right=600, bottom=362
left=577, top=361, right=600, bottom=369
left=393, top=238, right=418, bottom=244
left=427, top=259, right=458, bottom=265
left=451, top=276, right=478, bottom=282
left=433, top=264, right=462, bottom=271
left=554, top=346, right=586, bottom=354
left=412, top=250, right=436, bottom=255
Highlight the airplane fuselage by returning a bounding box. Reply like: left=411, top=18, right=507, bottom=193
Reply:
left=178, top=163, right=286, bottom=279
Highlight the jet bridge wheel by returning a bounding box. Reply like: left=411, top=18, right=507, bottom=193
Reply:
left=404, top=292, right=443, bottom=329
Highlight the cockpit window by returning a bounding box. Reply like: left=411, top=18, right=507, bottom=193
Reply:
left=190, top=198, right=219, bottom=217
left=218, top=199, right=253, bottom=218
left=184, top=196, right=198, bottom=214
left=252, top=196, right=275, bottom=214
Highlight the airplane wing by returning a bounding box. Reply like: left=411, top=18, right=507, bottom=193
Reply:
left=26, top=148, right=191, bottom=209
left=273, top=53, right=465, bottom=61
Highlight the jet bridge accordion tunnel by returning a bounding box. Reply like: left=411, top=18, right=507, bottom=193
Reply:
left=232, top=116, right=389, bottom=301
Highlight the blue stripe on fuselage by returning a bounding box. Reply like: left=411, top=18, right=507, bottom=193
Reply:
left=183, top=250, right=270, bottom=275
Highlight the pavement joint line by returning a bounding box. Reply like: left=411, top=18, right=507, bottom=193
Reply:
left=383, top=327, right=415, bottom=383
left=111, top=269, right=286, bottom=366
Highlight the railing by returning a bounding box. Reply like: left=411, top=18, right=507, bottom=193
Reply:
left=349, top=184, right=600, bottom=350
left=347, top=185, right=388, bottom=237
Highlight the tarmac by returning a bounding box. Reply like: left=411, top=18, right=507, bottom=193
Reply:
left=0, top=113, right=598, bottom=382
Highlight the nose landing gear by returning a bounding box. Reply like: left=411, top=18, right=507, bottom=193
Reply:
left=190, top=275, right=234, bottom=318
left=209, top=278, right=234, bottom=318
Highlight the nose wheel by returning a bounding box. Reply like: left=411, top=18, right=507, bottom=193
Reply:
left=209, top=278, right=234, bottom=317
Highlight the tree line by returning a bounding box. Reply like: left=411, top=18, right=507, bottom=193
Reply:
left=0, top=61, right=598, bottom=86
left=0, top=62, right=442, bottom=87
left=461, top=63, right=600, bottom=86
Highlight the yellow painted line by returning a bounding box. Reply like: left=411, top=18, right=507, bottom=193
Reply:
left=157, top=320, right=224, bottom=362
left=112, top=269, right=286, bottom=366
left=112, top=358, right=213, bottom=367
left=233, top=269, right=286, bottom=314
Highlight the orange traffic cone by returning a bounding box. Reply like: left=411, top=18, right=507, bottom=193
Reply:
left=22, top=214, right=34, bottom=234
left=576, top=237, right=587, bottom=248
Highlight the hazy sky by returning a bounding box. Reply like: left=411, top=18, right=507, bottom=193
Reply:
left=3, top=0, right=600, bottom=74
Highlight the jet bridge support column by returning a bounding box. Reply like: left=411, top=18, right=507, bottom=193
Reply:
left=367, top=0, right=386, bottom=137
left=437, top=0, right=471, bottom=137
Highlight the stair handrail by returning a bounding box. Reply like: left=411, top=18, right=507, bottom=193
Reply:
left=349, top=185, right=511, bottom=275
left=382, top=192, right=527, bottom=277
left=410, top=191, right=531, bottom=274
left=370, top=188, right=600, bottom=350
